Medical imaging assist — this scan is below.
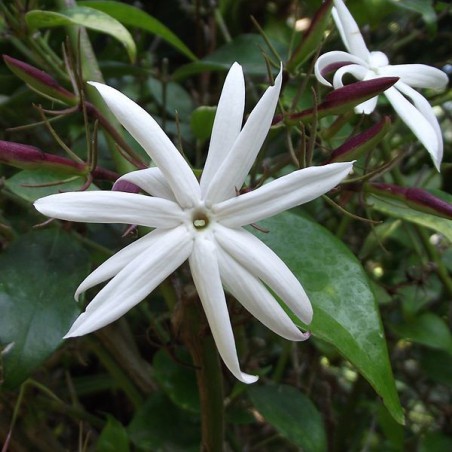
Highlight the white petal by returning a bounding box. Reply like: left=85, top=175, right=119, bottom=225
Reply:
left=75, top=229, right=167, bottom=300
left=203, top=67, right=283, bottom=205
left=354, top=95, right=379, bottom=115
left=200, top=63, right=245, bottom=195
left=332, top=64, right=370, bottom=88
left=314, top=51, right=368, bottom=86
left=214, top=162, right=353, bottom=227
left=332, top=0, right=371, bottom=61
left=114, top=167, right=176, bottom=201
left=384, top=85, right=442, bottom=170
left=217, top=247, right=310, bottom=341
left=189, top=235, right=258, bottom=384
left=378, top=64, right=448, bottom=90
left=215, top=225, right=312, bottom=324
left=65, top=225, right=193, bottom=337
left=88, top=82, right=200, bottom=208
left=34, top=191, right=186, bottom=228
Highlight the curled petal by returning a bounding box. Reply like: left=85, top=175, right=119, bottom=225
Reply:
left=332, top=0, right=371, bottom=61
left=189, top=235, right=258, bottom=384
left=65, top=225, right=193, bottom=337
left=75, top=229, right=169, bottom=300
left=214, top=162, right=354, bottom=227
left=379, top=64, right=448, bottom=90
left=200, top=63, right=245, bottom=194
left=215, top=225, right=312, bottom=324
left=34, top=191, right=186, bottom=228
left=332, top=64, right=369, bottom=88
left=217, top=248, right=310, bottom=341
left=114, top=167, right=175, bottom=201
left=88, top=82, right=200, bottom=208
left=204, top=67, right=283, bottom=205
left=314, top=51, right=367, bottom=86
left=384, top=85, right=442, bottom=170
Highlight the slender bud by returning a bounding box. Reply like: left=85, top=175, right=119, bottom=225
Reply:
left=3, top=55, right=78, bottom=105
left=0, top=140, right=117, bottom=181
left=329, top=117, right=391, bottom=162
left=287, top=0, right=334, bottom=71
left=283, top=77, right=399, bottom=125
left=368, top=183, right=452, bottom=220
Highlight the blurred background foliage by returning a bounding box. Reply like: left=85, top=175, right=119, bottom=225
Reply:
left=0, top=0, right=451, bottom=450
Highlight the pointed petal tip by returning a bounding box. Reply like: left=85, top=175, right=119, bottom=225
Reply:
left=239, top=373, right=259, bottom=384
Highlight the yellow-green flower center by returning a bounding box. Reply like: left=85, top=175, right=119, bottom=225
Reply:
left=192, top=211, right=209, bottom=230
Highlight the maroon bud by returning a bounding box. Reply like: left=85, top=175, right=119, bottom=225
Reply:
left=370, top=183, right=452, bottom=220
left=3, top=55, right=77, bottom=105
left=112, top=179, right=140, bottom=193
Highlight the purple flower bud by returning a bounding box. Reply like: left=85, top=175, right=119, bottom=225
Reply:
left=3, top=55, right=77, bottom=105
left=370, top=183, right=452, bottom=220
left=112, top=179, right=140, bottom=193
left=329, top=117, right=391, bottom=162
left=0, top=140, right=118, bottom=181
left=283, top=77, right=398, bottom=124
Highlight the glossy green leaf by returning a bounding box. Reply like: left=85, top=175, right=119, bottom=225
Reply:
left=248, top=384, right=327, bottom=452
left=190, top=106, right=216, bottom=141
left=367, top=193, right=452, bottom=242
left=253, top=212, right=404, bottom=424
left=97, top=416, right=130, bottom=452
left=391, top=313, right=452, bottom=354
left=26, top=7, right=136, bottom=62
left=0, top=229, right=89, bottom=388
left=389, top=0, right=436, bottom=26
left=128, top=393, right=200, bottom=451
left=173, top=34, right=285, bottom=80
left=153, top=348, right=200, bottom=413
left=79, top=0, right=197, bottom=61
left=5, top=168, right=97, bottom=203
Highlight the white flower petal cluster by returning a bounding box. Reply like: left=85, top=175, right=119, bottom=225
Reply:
left=35, top=62, right=353, bottom=383
left=315, top=0, right=448, bottom=171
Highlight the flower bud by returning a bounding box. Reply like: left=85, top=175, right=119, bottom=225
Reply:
left=368, top=183, right=452, bottom=220
left=329, top=117, right=391, bottom=162
left=0, top=140, right=117, bottom=181
left=284, top=77, right=399, bottom=124
left=3, top=55, right=78, bottom=105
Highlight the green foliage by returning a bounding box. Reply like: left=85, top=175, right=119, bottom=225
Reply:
left=248, top=384, right=327, bottom=451
left=254, top=212, right=404, bottom=423
left=0, top=0, right=450, bottom=449
left=0, top=230, right=89, bottom=388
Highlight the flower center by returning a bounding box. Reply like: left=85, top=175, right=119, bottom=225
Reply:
left=192, top=211, right=210, bottom=230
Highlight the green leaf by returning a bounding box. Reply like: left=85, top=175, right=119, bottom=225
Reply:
left=5, top=168, right=97, bottom=203
left=147, top=78, right=194, bottom=120
left=173, top=34, right=285, bottom=80
left=79, top=0, right=197, bottom=61
left=128, top=393, right=200, bottom=451
left=253, top=212, right=404, bottom=424
left=367, top=193, right=452, bottom=242
left=97, top=416, right=130, bottom=452
left=420, top=349, right=452, bottom=387
left=391, top=313, right=452, bottom=354
left=26, top=7, right=136, bottom=63
left=248, top=384, right=327, bottom=452
left=0, top=229, right=89, bottom=388
left=190, top=106, right=216, bottom=141
left=389, top=0, right=437, bottom=27
left=419, top=432, right=452, bottom=452
left=153, top=348, right=200, bottom=413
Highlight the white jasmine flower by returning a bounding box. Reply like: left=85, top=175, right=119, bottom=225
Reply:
left=315, top=0, right=448, bottom=171
left=34, top=63, right=353, bottom=383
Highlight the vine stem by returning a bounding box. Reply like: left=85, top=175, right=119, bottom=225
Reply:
left=175, top=291, right=225, bottom=451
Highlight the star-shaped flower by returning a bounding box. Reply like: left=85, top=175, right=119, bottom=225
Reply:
left=315, top=0, right=448, bottom=171
left=35, top=63, right=353, bottom=383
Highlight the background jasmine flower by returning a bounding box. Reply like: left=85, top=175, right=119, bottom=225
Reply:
left=315, top=0, right=448, bottom=170
left=35, top=62, right=353, bottom=383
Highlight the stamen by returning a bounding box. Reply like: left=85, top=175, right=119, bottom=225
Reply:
left=192, top=211, right=209, bottom=230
